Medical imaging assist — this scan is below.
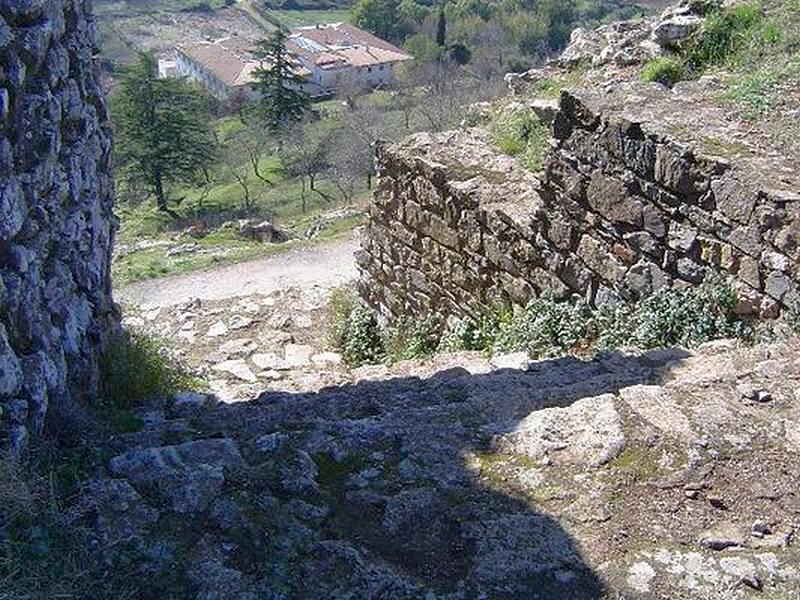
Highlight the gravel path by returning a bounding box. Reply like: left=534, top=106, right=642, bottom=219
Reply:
left=116, top=237, right=359, bottom=308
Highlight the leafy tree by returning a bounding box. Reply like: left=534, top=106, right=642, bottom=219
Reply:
left=253, top=30, right=311, bottom=134
left=398, top=0, right=428, bottom=27
left=282, top=120, right=333, bottom=212
left=112, top=53, right=217, bottom=213
left=404, top=31, right=443, bottom=61
left=448, top=43, right=471, bottom=64
left=351, top=0, right=408, bottom=42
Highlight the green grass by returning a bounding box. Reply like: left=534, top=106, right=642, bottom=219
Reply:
left=112, top=237, right=277, bottom=286
left=641, top=57, right=685, bottom=87
left=683, top=2, right=765, bottom=73
left=529, top=65, right=589, bottom=99
left=99, top=329, right=201, bottom=408
left=487, top=106, right=550, bottom=174
left=269, top=9, right=351, bottom=28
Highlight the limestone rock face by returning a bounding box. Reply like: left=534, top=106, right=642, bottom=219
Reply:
left=0, top=0, right=118, bottom=451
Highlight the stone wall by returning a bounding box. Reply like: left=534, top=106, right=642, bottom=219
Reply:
left=1, top=0, right=118, bottom=452
left=356, top=89, right=800, bottom=322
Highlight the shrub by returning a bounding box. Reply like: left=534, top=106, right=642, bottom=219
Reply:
left=488, top=107, right=550, bottom=174
left=786, top=300, right=800, bottom=334
left=383, top=315, right=442, bottom=362
left=341, top=306, right=384, bottom=366
left=327, top=288, right=384, bottom=366
left=684, top=3, right=764, bottom=72
left=642, top=57, right=685, bottom=87
left=492, top=295, right=595, bottom=358
left=326, top=286, right=358, bottom=349
left=597, top=276, right=743, bottom=349
left=100, top=329, right=198, bottom=409
left=438, top=315, right=498, bottom=353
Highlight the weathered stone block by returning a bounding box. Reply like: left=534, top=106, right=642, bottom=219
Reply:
left=667, top=221, right=698, bottom=253
left=577, top=235, right=625, bottom=283
left=736, top=256, right=761, bottom=289
left=654, top=144, right=706, bottom=198
left=711, top=177, right=758, bottom=224
left=586, top=170, right=644, bottom=226
left=765, top=271, right=792, bottom=302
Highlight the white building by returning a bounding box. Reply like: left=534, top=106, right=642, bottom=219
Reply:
left=170, top=38, right=291, bottom=100
left=161, top=24, right=413, bottom=100
left=286, top=23, right=413, bottom=92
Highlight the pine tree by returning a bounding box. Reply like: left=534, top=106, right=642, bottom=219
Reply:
left=112, top=53, right=217, bottom=213
left=253, top=30, right=311, bottom=134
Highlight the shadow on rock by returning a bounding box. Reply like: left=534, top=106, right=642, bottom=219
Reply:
left=99, top=348, right=690, bottom=599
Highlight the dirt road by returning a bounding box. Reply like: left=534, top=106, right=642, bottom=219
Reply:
left=116, top=237, right=359, bottom=308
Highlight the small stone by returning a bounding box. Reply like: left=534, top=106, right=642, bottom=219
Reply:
left=756, top=390, right=772, bottom=403
left=311, top=351, right=343, bottom=366
left=218, top=338, right=255, bottom=356
left=172, top=392, right=214, bottom=417
left=212, top=359, right=257, bottom=383
left=207, top=320, right=228, bottom=337
left=284, top=344, right=313, bottom=368
left=752, top=520, right=771, bottom=536
left=685, top=489, right=700, bottom=499
left=699, top=521, right=746, bottom=550
left=491, top=351, right=531, bottom=371
left=251, top=352, right=289, bottom=371
left=741, top=573, right=762, bottom=591
left=708, top=495, right=727, bottom=510
left=737, top=383, right=758, bottom=401
left=260, top=369, right=284, bottom=381
left=228, top=315, right=252, bottom=330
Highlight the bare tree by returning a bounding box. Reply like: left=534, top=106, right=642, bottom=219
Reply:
left=407, top=57, right=504, bottom=131
left=281, top=121, right=333, bottom=212
left=230, top=123, right=278, bottom=186
left=227, top=158, right=257, bottom=213
left=326, top=126, right=372, bottom=204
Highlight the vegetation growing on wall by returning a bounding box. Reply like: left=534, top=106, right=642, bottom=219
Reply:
left=487, top=106, right=550, bottom=173
left=327, top=277, right=751, bottom=367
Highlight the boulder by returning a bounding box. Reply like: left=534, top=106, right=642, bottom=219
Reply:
left=238, top=220, right=288, bottom=244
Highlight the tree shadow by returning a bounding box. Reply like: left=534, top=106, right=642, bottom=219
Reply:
left=187, top=348, right=689, bottom=598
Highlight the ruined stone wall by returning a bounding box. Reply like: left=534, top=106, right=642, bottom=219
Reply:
left=545, top=90, right=799, bottom=316
left=1, top=0, right=118, bottom=451
left=357, top=91, right=800, bottom=322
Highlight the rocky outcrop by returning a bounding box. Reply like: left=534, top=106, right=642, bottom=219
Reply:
left=506, top=0, right=718, bottom=92
left=0, top=0, right=118, bottom=451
